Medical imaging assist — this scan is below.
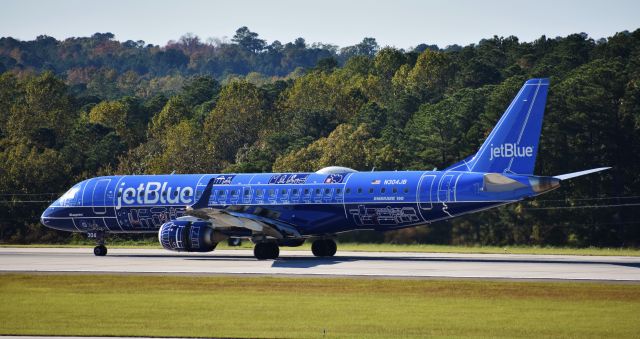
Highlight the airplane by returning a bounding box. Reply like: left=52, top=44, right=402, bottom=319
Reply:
left=40, top=78, right=609, bottom=259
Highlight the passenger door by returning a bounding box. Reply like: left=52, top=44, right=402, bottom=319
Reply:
left=92, top=178, right=111, bottom=215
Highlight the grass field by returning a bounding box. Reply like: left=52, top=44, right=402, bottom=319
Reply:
left=4, top=242, right=640, bottom=256
left=0, top=274, right=639, bottom=338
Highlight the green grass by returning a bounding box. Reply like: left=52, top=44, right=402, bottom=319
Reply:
left=4, top=242, right=640, bottom=256
left=328, top=243, right=640, bottom=256
left=0, top=274, right=638, bottom=338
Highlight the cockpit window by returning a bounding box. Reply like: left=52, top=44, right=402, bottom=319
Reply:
left=61, top=186, right=80, bottom=200
left=54, top=184, right=83, bottom=207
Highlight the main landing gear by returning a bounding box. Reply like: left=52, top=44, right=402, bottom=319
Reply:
left=252, top=238, right=337, bottom=260
left=311, top=239, right=337, bottom=257
left=89, top=231, right=107, bottom=256
left=254, top=242, right=279, bottom=260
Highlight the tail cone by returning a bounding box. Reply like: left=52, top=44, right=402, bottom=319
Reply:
left=529, top=177, right=560, bottom=193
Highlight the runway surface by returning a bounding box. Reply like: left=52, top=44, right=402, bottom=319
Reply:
left=1, top=247, right=639, bottom=281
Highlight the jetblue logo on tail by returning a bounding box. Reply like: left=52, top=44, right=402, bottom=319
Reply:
left=489, top=143, right=533, bottom=161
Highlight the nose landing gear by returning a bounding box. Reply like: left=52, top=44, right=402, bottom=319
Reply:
left=93, top=244, right=107, bottom=256
left=88, top=231, right=108, bottom=256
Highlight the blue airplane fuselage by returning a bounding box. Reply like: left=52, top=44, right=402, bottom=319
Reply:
left=40, top=78, right=610, bottom=258
left=41, top=169, right=547, bottom=236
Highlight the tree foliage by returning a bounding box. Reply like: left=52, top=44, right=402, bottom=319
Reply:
left=2, top=28, right=640, bottom=247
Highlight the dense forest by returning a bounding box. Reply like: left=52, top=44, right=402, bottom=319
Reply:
left=1, top=27, right=639, bottom=247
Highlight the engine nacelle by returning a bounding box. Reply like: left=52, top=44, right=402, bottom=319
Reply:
left=158, top=220, right=218, bottom=252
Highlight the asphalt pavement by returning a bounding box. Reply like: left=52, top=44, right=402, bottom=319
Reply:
left=1, top=247, right=639, bottom=281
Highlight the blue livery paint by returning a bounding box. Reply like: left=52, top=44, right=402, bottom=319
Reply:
left=40, top=79, right=609, bottom=254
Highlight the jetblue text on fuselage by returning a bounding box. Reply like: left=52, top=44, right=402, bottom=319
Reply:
left=489, top=143, right=534, bottom=161
left=116, top=182, right=193, bottom=209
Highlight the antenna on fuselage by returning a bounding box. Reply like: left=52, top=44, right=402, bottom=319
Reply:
left=371, top=167, right=375, bottom=172
left=170, top=170, right=176, bottom=175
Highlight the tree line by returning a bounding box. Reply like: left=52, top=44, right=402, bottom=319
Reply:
left=1, top=27, right=639, bottom=247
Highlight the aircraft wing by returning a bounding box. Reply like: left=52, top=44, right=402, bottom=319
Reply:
left=185, top=178, right=302, bottom=239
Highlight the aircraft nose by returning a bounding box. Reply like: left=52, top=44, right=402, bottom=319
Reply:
left=40, top=205, right=73, bottom=231
left=40, top=206, right=54, bottom=226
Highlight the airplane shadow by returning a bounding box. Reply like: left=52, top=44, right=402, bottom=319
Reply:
left=112, top=253, right=640, bottom=269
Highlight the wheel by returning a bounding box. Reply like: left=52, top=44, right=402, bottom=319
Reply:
left=269, top=243, right=280, bottom=259
left=93, top=245, right=107, bottom=256
left=311, top=240, right=324, bottom=257
left=253, top=243, right=266, bottom=260
left=254, top=242, right=279, bottom=260
left=325, top=239, right=337, bottom=257
left=311, top=239, right=336, bottom=257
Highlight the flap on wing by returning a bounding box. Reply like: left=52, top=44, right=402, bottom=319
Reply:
left=225, top=210, right=302, bottom=238
left=187, top=203, right=302, bottom=239
left=483, top=173, right=527, bottom=192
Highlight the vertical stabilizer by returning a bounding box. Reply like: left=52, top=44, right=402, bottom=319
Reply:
left=465, top=78, right=549, bottom=174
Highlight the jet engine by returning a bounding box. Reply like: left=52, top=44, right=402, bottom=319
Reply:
left=158, top=219, right=218, bottom=252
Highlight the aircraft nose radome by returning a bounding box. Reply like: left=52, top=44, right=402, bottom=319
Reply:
left=40, top=206, right=71, bottom=231
left=40, top=207, right=53, bottom=226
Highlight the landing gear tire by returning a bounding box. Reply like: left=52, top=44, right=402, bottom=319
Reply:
left=254, top=242, right=279, bottom=260
left=93, top=245, right=107, bottom=256
left=89, top=231, right=107, bottom=256
left=311, top=239, right=337, bottom=257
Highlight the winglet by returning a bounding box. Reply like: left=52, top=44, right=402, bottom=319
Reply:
left=553, top=167, right=611, bottom=181
left=189, top=178, right=216, bottom=209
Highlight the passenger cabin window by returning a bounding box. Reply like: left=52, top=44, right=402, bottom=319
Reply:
left=369, top=188, right=374, bottom=194
left=293, top=189, right=299, bottom=195
left=357, top=188, right=362, bottom=194
left=381, top=188, right=386, bottom=194
left=392, top=188, right=397, bottom=194
left=403, top=188, right=409, bottom=193
left=336, top=188, right=342, bottom=194
left=345, top=188, right=351, bottom=194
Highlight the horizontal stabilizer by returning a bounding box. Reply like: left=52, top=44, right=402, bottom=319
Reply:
left=553, top=167, right=611, bottom=181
